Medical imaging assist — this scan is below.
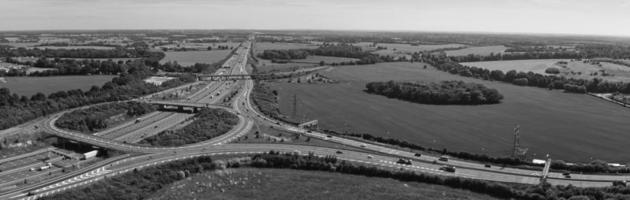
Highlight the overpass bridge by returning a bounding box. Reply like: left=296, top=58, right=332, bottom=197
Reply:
left=136, top=100, right=231, bottom=113
left=160, top=72, right=313, bottom=81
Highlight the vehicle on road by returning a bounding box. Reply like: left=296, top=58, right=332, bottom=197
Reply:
left=367, top=155, right=373, bottom=159
left=135, top=118, right=142, bottom=123
left=484, top=164, right=491, bottom=168
left=336, top=150, right=343, bottom=154
left=440, top=165, right=456, bottom=173
left=414, top=153, right=422, bottom=157
left=563, top=172, right=571, bottom=178
left=397, top=158, right=412, bottom=165
left=438, top=155, right=449, bottom=162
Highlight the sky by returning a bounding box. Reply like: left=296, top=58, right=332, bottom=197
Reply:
left=1, top=0, right=630, bottom=37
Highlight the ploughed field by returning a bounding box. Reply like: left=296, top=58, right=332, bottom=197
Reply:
left=159, top=50, right=232, bottom=67
left=0, top=75, right=116, bottom=96
left=149, top=168, right=498, bottom=200
left=270, top=62, right=630, bottom=162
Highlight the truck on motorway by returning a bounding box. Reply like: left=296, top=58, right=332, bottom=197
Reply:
left=82, top=150, right=98, bottom=160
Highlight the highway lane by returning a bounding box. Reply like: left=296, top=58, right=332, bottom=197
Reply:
left=12, top=143, right=619, bottom=199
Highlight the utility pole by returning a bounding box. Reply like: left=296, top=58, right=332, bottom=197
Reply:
left=512, top=124, right=520, bottom=158
left=292, top=94, right=298, bottom=120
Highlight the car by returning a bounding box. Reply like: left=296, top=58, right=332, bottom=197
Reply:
left=154, top=125, right=158, bottom=128
left=414, top=153, right=422, bottom=157
left=326, top=135, right=333, bottom=138
left=367, top=155, right=373, bottom=159
left=360, top=144, right=366, bottom=148
left=397, top=158, right=412, bottom=165
left=336, top=150, right=343, bottom=154
left=438, top=155, right=449, bottom=162
left=440, top=165, right=456, bottom=173
left=562, top=172, right=571, bottom=178
left=484, top=164, right=492, bottom=168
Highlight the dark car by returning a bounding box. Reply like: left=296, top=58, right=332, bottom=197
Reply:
left=484, top=164, right=492, bottom=168
left=414, top=153, right=422, bottom=157
left=440, top=165, right=456, bottom=173
left=336, top=150, right=343, bottom=154
left=562, top=172, right=571, bottom=178
left=397, top=158, right=412, bottom=165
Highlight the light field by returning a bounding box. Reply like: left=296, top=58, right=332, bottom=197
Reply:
left=159, top=50, right=232, bottom=67
left=445, top=45, right=507, bottom=56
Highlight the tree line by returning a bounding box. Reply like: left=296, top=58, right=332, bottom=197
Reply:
left=257, top=44, right=395, bottom=65
left=0, top=61, right=195, bottom=130
left=365, top=80, right=503, bottom=105
left=139, top=108, right=238, bottom=146
left=0, top=45, right=164, bottom=59
left=423, top=54, right=630, bottom=94
left=55, top=102, right=156, bottom=133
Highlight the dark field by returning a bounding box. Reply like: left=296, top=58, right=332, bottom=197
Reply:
left=0, top=75, right=116, bottom=96
left=149, top=168, right=498, bottom=200
left=270, top=62, right=630, bottom=162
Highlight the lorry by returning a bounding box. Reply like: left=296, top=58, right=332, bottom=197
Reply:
left=82, top=150, right=98, bottom=160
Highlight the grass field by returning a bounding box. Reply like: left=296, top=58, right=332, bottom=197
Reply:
left=149, top=168, right=498, bottom=200
left=354, top=42, right=466, bottom=52
left=0, top=75, right=115, bottom=96
left=353, top=42, right=466, bottom=59
left=159, top=50, right=232, bottom=67
left=461, top=59, right=630, bottom=82
left=156, top=41, right=238, bottom=50
left=445, top=45, right=507, bottom=56
left=254, top=42, right=319, bottom=54
left=29, top=46, right=115, bottom=50
left=270, top=62, right=630, bottom=162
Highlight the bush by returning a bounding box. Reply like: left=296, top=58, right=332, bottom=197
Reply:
left=365, top=80, right=503, bottom=105
left=545, top=67, right=561, bottom=74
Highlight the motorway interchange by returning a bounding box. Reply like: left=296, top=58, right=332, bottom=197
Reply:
left=3, top=36, right=630, bottom=200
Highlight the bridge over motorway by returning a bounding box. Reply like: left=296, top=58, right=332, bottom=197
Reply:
left=161, top=71, right=317, bottom=81
left=140, top=100, right=220, bottom=113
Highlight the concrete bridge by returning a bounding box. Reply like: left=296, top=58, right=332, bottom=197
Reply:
left=144, top=100, right=211, bottom=113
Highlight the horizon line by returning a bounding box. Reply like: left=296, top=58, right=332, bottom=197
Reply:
left=1, top=28, right=629, bottom=40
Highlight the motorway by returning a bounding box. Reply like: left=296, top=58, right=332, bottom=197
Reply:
left=4, top=36, right=630, bottom=199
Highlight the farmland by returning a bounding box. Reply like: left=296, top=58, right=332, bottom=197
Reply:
left=160, top=50, right=232, bottom=67
left=445, top=45, right=507, bottom=56
left=149, top=168, right=498, bottom=200
left=270, top=62, right=630, bottom=162
left=354, top=42, right=466, bottom=52
left=28, top=46, right=115, bottom=50
left=461, top=59, right=630, bottom=82
left=353, top=42, right=467, bottom=58
left=254, top=42, right=319, bottom=54
left=0, top=75, right=115, bottom=96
